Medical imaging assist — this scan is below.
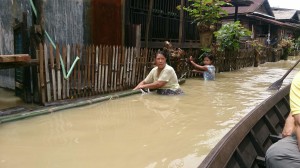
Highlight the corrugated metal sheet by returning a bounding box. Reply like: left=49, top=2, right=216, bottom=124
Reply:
left=273, top=9, right=297, bottom=20
left=222, top=0, right=274, bottom=17
left=44, top=0, right=84, bottom=44
left=223, top=0, right=265, bottom=14
left=246, top=14, right=300, bottom=29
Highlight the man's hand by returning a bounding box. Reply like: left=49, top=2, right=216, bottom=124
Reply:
left=189, top=56, right=194, bottom=62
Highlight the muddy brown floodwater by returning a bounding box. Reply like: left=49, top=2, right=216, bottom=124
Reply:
left=1, top=56, right=300, bottom=168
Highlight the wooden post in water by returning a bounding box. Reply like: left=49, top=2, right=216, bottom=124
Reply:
left=95, top=46, right=99, bottom=93
left=76, top=45, right=81, bottom=98
left=87, top=45, right=91, bottom=96
left=39, top=44, right=46, bottom=104
left=91, top=45, right=95, bottom=95
left=56, top=44, right=61, bottom=100
left=98, top=45, right=103, bottom=93
left=44, top=44, right=51, bottom=102
left=62, top=46, right=67, bottom=99
left=49, top=45, right=57, bottom=101
left=66, top=45, right=70, bottom=98
left=104, top=46, right=109, bottom=93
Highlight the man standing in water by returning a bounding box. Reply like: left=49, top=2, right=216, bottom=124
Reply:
left=266, top=71, right=300, bottom=167
left=133, top=50, right=183, bottom=95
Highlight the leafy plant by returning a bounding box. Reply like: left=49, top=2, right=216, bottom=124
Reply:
left=178, top=0, right=231, bottom=31
left=278, top=38, right=294, bottom=60
left=198, top=48, right=211, bottom=60
left=295, top=37, right=300, bottom=49
left=279, top=38, right=294, bottom=49
left=214, top=21, right=251, bottom=51
left=279, top=38, right=294, bottom=59
left=247, top=40, right=264, bottom=53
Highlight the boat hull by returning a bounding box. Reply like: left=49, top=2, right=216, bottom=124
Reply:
left=199, top=84, right=291, bottom=168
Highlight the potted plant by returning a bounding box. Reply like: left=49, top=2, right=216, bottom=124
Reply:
left=278, top=38, right=294, bottom=60
left=214, top=21, right=251, bottom=52
left=247, top=40, right=264, bottom=67
left=214, top=21, right=251, bottom=71
left=179, top=0, right=231, bottom=48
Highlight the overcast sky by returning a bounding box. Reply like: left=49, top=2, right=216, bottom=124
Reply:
left=268, top=0, right=300, bottom=10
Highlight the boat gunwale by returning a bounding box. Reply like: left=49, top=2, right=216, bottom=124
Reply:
left=199, top=84, right=291, bottom=168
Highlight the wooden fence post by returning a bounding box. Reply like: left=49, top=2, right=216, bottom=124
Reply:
left=44, top=43, right=51, bottom=102
left=66, top=45, right=70, bottom=98
left=56, top=44, right=62, bottom=100
left=62, top=45, right=67, bottom=99
left=39, top=43, right=46, bottom=104
left=49, top=45, right=57, bottom=101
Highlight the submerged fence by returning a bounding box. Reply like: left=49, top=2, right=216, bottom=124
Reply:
left=37, top=43, right=285, bottom=104
left=37, top=43, right=157, bottom=104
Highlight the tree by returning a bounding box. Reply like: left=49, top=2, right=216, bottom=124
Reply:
left=179, top=0, right=231, bottom=48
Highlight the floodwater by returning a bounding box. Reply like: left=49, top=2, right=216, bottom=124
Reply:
left=1, top=56, right=300, bottom=168
left=0, top=88, right=25, bottom=109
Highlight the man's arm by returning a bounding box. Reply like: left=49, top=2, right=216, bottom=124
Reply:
left=189, top=56, right=208, bottom=71
left=136, top=81, right=167, bottom=90
left=133, top=80, right=146, bottom=90
left=293, top=114, right=300, bottom=150
left=282, top=113, right=295, bottom=137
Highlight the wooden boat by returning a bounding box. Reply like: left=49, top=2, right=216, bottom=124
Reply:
left=198, top=84, right=291, bottom=168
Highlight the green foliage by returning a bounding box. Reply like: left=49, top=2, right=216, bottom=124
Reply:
left=247, top=40, right=264, bottom=56
left=198, top=48, right=211, bottom=60
left=295, top=37, right=300, bottom=49
left=214, top=21, right=251, bottom=51
left=279, top=38, right=294, bottom=49
left=178, top=0, right=231, bottom=28
left=279, top=38, right=294, bottom=56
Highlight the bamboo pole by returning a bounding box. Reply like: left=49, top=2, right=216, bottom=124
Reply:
left=66, top=45, right=71, bottom=98
left=44, top=44, right=51, bottom=102
left=49, top=45, right=57, bottom=101
left=62, top=46, right=67, bottom=99
left=56, top=44, right=62, bottom=100
left=0, top=90, right=141, bottom=124
left=39, top=43, right=46, bottom=104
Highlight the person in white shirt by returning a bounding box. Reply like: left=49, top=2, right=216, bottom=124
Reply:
left=133, top=50, right=183, bottom=95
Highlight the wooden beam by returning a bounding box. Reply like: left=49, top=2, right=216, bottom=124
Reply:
left=0, top=54, right=31, bottom=63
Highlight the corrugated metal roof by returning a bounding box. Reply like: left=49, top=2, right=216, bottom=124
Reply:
left=222, top=0, right=265, bottom=14
left=246, top=14, right=300, bottom=29
left=273, top=9, right=297, bottom=20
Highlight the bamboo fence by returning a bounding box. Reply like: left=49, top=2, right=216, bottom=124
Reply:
left=37, top=43, right=284, bottom=105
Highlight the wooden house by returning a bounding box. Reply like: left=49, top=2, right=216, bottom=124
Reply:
left=124, top=0, right=199, bottom=48
left=272, top=7, right=300, bottom=38
left=222, top=0, right=300, bottom=46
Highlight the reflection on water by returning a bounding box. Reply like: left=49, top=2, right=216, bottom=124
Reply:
left=1, top=56, right=300, bottom=168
